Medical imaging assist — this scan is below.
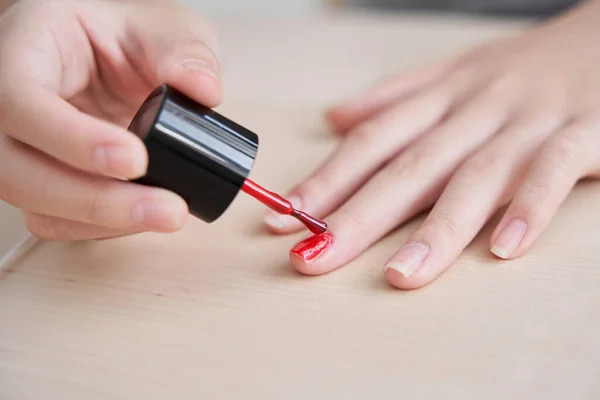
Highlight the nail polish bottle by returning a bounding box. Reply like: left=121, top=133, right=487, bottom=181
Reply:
left=128, top=85, right=259, bottom=223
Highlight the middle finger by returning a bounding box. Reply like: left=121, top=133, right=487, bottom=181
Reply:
left=265, top=67, right=478, bottom=233
left=23, top=211, right=144, bottom=241
left=0, top=135, right=188, bottom=232
left=288, top=87, right=512, bottom=275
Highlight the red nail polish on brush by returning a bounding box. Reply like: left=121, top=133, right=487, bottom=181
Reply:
left=241, top=180, right=326, bottom=234
left=291, top=232, right=334, bottom=262
left=127, top=84, right=326, bottom=233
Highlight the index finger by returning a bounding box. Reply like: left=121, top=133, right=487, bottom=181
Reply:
left=0, top=80, right=148, bottom=179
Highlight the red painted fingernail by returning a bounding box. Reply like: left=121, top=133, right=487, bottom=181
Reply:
left=290, top=232, right=334, bottom=262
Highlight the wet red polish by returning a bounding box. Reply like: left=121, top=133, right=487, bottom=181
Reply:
left=241, top=179, right=327, bottom=234
left=290, top=232, right=334, bottom=262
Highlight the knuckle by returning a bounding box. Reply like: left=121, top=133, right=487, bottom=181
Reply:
left=541, top=133, right=583, bottom=170
left=336, top=207, right=371, bottom=230
left=483, top=72, right=522, bottom=99
left=459, top=152, right=500, bottom=181
left=83, top=187, right=105, bottom=224
left=385, top=151, right=420, bottom=179
left=524, top=182, right=551, bottom=204
left=508, top=193, right=543, bottom=220
left=514, top=185, right=549, bottom=220
left=350, top=123, right=380, bottom=147
left=39, top=118, right=69, bottom=158
left=423, top=214, right=458, bottom=238
left=49, top=117, right=74, bottom=156
left=296, top=174, right=332, bottom=200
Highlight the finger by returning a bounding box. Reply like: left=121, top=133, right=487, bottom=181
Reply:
left=383, top=114, right=563, bottom=289
left=265, top=74, right=463, bottom=233
left=326, top=58, right=455, bottom=134
left=489, top=120, right=596, bottom=260
left=0, top=81, right=148, bottom=179
left=117, top=3, right=223, bottom=108
left=0, top=135, right=188, bottom=231
left=267, top=64, right=494, bottom=234
left=23, top=212, right=143, bottom=241
left=0, top=2, right=148, bottom=179
left=288, top=88, right=510, bottom=276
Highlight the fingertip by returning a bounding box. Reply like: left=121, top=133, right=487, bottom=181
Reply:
left=135, top=190, right=190, bottom=233
left=490, top=245, right=509, bottom=260
left=129, top=135, right=150, bottom=179
left=91, top=127, right=148, bottom=179
left=289, top=252, right=323, bottom=276
left=382, top=241, right=438, bottom=289
left=288, top=231, right=337, bottom=275
left=169, top=194, right=191, bottom=231
left=263, top=195, right=306, bottom=234
left=490, top=245, right=524, bottom=260
left=263, top=210, right=288, bottom=233
left=324, top=106, right=352, bottom=135
left=157, top=48, right=223, bottom=108
left=120, top=132, right=149, bottom=179
left=263, top=213, right=304, bottom=235
left=167, top=67, right=223, bottom=108
left=383, top=267, right=428, bottom=290
left=488, top=216, right=528, bottom=261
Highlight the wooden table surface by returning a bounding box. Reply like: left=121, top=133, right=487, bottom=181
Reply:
left=2, top=10, right=600, bottom=399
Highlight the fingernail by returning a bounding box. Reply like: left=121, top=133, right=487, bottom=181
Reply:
left=290, top=232, right=334, bottom=262
left=94, top=145, right=146, bottom=177
left=132, top=201, right=184, bottom=230
left=264, top=196, right=302, bottom=230
left=491, top=218, right=527, bottom=259
left=181, top=59, right=219, bottom=79
left=384, top=242, right=430, bottom=278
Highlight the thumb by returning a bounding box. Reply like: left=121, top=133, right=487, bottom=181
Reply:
left=124, top=3, right=223, bottom=108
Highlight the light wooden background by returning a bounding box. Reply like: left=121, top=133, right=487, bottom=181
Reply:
left=2, top=8, right=600, bottom=400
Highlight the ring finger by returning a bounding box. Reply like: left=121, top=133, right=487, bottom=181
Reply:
left=383, top=114, right=564, bottom=289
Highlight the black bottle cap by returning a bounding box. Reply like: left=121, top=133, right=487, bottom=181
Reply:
left=127, top=85, right=259, bottom=223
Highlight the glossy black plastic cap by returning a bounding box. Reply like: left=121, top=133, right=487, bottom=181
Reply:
left=128, top=85, right=259, bottom=223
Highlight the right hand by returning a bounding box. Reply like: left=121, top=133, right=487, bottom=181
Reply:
left=0, top=0, right=222, bottom=240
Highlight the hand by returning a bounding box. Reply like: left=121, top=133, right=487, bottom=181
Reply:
left=265, top=1, right=600, bottom=289
left=0, top=0, right=221, bottom=240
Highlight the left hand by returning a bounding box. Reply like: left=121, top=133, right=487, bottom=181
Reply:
left=264, top=0, right=600, bottom=289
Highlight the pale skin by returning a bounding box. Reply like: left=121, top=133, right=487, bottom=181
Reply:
left=2, top=0, right=600, bottom=290
left=0, top=0, right=221, bottom=239
left=266, top=0, right=600, bottom=289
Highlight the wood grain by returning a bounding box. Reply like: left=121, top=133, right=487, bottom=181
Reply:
left=2, top=10, right=599, bottom=400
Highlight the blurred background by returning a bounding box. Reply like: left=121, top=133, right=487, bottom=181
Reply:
left=177, top=0, right=579, bottom=17
left=176, top=0, right=323, bottom=15
left=0, top=0, right=581, bottom=18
